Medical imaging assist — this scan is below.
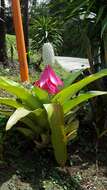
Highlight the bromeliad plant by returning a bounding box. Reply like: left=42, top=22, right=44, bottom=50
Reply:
left=1, top=66, right=107, bottom=165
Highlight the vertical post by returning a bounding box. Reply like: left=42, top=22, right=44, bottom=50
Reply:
left=103, top=31, right=107, bottom=68
left=0, top=0, right=8, bottom=67
left=11, top=0, right=29, bottom=82
left=22, top=0, right=30, bottom=64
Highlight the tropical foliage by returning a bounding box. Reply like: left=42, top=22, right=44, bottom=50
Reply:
left=48, top=0, right=107, bottom=73
left=1, top=65, right=107, bottom=165
left=30, top=16, right=63, bottom=53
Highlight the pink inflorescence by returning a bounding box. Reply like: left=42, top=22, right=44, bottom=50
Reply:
left=33, top=65, right=64, bottom=94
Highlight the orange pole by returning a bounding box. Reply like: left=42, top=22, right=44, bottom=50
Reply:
left=11, top=0, right=29, bottom=82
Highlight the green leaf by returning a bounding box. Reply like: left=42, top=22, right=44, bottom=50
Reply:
left=0, top=77, right=41, bottom=109
left=101, top=15, right=107, bottom=37
left=66, top=129, right=78, bottom=142
left=0, top=109, right=13, bottom=116
left=6, top=108, right=31, bottom=131
left=53, top=69, right=107, bottom=104
left=44, top=103, right=67, bottom=166
left=32, top=86, right=49, bottom=103
left=64, top=111, right=76, bottom=124
left=6, top=106, right=49, bottom=133
left=63, top=70, right=83, bottom=87
left=29, top=108, right=49, bottom=129
left=65, top=119, right=79, bottom=142
left=65, top=119, right=79, bottom=135
left=21, top=117, right=42, bottom=134
left=84, top=0, right=95, bottom=19
left=63, top=91, right=107, bottom=114
left=96, top=7, right=105, bottom=24
left=0, top=98, right=22, bottom=108
left=71, top=0, right=87, bottom=15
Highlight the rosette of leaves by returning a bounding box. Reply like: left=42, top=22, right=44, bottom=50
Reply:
left=0, top=68, right=107, bottom=165
left=30, top=16, right=63, bottom=53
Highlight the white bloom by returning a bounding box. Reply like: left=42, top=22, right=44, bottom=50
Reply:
left=42, top=42, right=55, bottom=65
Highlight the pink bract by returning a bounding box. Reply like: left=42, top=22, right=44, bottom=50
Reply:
left=33, top=65, right=64, bottom=94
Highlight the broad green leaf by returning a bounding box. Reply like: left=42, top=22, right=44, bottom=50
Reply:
left=0, top=98, right=22, bottom=108
left=21, top=117, right=42, bottom=134
left=32, top=86, right=49, bottom=103
left=53, top=69, right=107, bottom=104
left=6, top=108, right=31, bottom=131
left=30, top=108, right=49, bottom=129
left=63, top=70, right=83, bottom=87
left=6, top=106, right=49, bottom=132
left=0, top=77, right=41, bottom=109
left=63, top=91, right=107, bottom=114
left=44, top=103, right=67, bottom=166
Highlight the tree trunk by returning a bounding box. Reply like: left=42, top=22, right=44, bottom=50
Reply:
left=0, top=0, right=8, bottom=67
left=103, top=31, right=107, bottom=68
left=86, top=42, right=95, bottom=74
left=100, top=39, right=105, bottom=69
left=21, top=0, right=30, bottom=64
